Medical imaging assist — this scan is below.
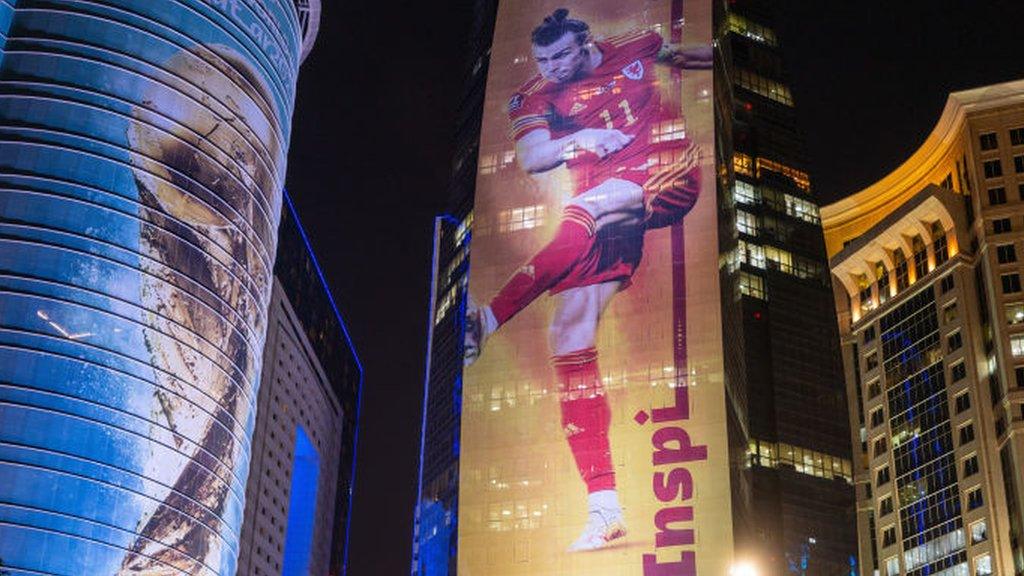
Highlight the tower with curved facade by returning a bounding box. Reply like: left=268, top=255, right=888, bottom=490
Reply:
left=824, top=80, right=1024, bottom=576
left=0, top=1, right=318, bottom=573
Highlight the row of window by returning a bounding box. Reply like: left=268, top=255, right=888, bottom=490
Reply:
left=985, top=183, right=1024, bottom=206
left=854, top=229, right=952, bottom=315
left=979, top=127, right=1024, bottom=151
left=734, top=239, right=824, bottom=280
left=733, top=179, right=820, bottom=224
left=725, top=12, right=778, bottom=46
left=981, top=156, right=1024, bottom=179
left=734, top=67, right=794, bottom=106
left=747, top=438, right=853, bottom=483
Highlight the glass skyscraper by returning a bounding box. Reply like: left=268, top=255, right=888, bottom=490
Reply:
left=0, top=1, right=317, bottom=573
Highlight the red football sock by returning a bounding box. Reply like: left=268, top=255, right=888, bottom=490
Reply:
left=489, top=206, right=596, bottom=326
left=553, top=348, right=615, bottom=493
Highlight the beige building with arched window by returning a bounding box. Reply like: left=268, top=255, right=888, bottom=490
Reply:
left=824, top=80, right=1024, bottom=576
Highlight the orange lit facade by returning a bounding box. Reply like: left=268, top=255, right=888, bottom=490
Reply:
left=824, top=80, right=1024, bottom=576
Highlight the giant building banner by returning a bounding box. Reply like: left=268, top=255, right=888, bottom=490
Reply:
left=460, top=0, right=728, bottom=574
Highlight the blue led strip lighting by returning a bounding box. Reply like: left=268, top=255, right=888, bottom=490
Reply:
left=281, top=188, right=364, bottom=575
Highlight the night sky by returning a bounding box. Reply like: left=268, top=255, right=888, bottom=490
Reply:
left=282, top=2, right=1024, bottom=574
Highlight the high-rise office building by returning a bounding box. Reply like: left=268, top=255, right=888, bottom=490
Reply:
left=237, top=193, right=362, bottom=576
left=413, top=0, right=855, bottom=574
left=719, top=2, right=857, bottom=574
left=0, top=1, right=317, bottom=574
left=823, top=80, right=1024, bottom=576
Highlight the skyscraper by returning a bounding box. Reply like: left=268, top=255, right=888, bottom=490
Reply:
left=414, top=1, right=854, bottom=573
left=237, top=192, right=362, bottom=576
left=823, top=79, right=1024, bottom=576
left=0, top=1, right=317, bottom=573
left=719, top=1, right=858, bottom=574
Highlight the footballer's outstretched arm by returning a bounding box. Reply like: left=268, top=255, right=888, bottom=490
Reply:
left=658, top=43, right=713, bottom=69
left=517, top=128, right=634, bottom=174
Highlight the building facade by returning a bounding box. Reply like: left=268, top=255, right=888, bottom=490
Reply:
left=823, top=80, right=1024, bottom=576
left=718, top=1, right=858, bottom=573
left=414, top=0, right=856, bottom=574
left=237, top=194, right=362, bottom=576
left=0, top=1, right=317, bottom=574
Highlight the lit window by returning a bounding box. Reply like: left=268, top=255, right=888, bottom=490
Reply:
left=725, top=13, right=778, bottom=46
left=433, top=285, right=460, bottom=326
left=970, top=520, right=988, bottom=544
left=737, top=239, right=765, bottom=268
left=1012, top=334, right=1024, bottom=357
left=1006, top=302, right=1024, bottom=325
left=651, top=118, right=686, bottom=143
left=455, top=212, right=473, bottom=246
left=736, top=210, right=759, bottom=236
left=885, top=557, right=899, bottom=576
left=479, top=153, right=499, bottom=175
left=757, top=158, right=811, bottom=192
left=734, top=67, right=794, bottom=107
left=734, top=152, right=755, bottom=177
left=497, top=204, right=546, bottom=233
left=763, top=245, right=792, bottom=271
left=734, top=180, right=760, bottom=204
left=784, top=193, right=820, bottom=223
left=739, top=271, right=766, bottom=300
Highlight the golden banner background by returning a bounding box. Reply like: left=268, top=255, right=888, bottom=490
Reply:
left=460, top=0, right=729, bottom=573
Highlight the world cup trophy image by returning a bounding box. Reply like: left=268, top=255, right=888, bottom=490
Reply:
left=119, top=43, right=285, bottom=574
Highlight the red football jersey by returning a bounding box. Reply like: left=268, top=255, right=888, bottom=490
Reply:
left=508, top=29, right=666, bottom=192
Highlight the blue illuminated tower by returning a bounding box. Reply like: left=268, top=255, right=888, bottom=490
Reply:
left=0, top=1, right=318, bottom=573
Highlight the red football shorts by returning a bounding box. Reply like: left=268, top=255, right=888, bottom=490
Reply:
left=643, top=142, right=702, bottom=230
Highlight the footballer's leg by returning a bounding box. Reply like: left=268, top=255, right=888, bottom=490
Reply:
left=464, top=294, right=497, bottom=367
left=466, top=179, right=643, bottom=367
left=549, top=281, right=627, bottom=552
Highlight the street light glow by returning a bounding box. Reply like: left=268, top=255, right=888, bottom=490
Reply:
left=730, top=561, right=759, bottom=576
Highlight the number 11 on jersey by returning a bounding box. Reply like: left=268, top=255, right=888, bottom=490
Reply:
left=599, top=99, right=637, bottom=129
